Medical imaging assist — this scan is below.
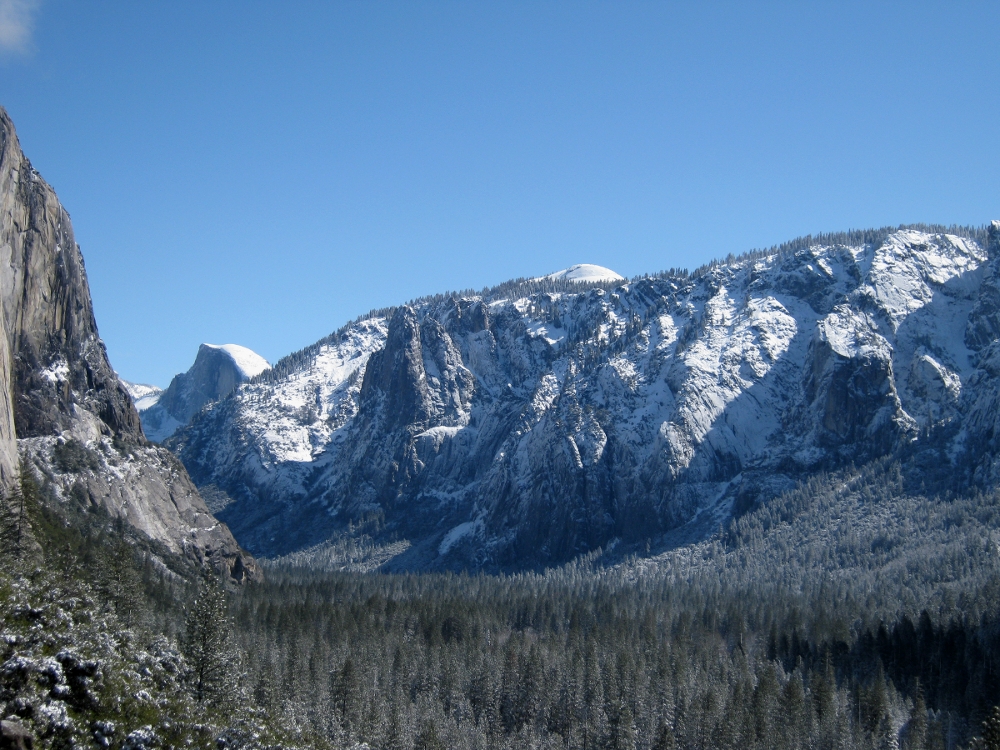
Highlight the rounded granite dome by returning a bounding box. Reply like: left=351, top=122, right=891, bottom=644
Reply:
left=545, top=264, right=624, bottom=283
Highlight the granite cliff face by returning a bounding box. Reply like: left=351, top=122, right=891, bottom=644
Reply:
left=137, top=343, right=269, bottom=442
left=171, top=223, right=998, bottom=571
left=0, top=107, right=256, bottom=580
left=952, top=222, right=1000, bottom=485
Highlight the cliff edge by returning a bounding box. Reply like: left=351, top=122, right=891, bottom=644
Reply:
left=0, top=106, right=257, bottom=581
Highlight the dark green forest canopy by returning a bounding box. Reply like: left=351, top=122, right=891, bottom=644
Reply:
left=231, top=459, right=1000, bottom=750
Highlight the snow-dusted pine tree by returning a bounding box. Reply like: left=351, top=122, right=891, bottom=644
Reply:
left=182, top=576, right=240, bottom=710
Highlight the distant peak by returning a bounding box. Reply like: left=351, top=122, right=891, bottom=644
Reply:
left=201, top=343, right=271, bottom=379
left=545, top=264, right=624, bottom=283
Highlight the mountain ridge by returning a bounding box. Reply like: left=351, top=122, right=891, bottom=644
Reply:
left=170, top=221, right=998, bottom=572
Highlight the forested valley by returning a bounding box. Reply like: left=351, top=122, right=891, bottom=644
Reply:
left=5, top=456, right=1000, bottom=749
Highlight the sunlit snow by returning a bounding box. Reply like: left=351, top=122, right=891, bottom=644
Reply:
left=172, top=226, right=994, bottom=566
left=203, top=343, right=271, bottom=378
left=545, top=264, right=624, bottom=283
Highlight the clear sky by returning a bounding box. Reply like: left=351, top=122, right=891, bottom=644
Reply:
left=1, top=1, right=998, bottom=387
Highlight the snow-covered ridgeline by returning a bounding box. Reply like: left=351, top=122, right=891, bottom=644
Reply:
left=545, top=264, right=625, bottom=283
left=171, top=227, right=999, bottom=569
left=223, top=319, right=387, bottom=466
left=120, top=380, right=163, bottom=411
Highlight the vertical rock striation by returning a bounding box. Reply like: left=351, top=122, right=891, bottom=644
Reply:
left=138, top=342, right=270, bottom=442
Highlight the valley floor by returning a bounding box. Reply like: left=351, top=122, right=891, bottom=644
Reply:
left=4, top=457, right=1000, bottom=750
left=231, top=459, right=1000, bottom=750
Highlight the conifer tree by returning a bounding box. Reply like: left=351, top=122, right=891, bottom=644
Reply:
left=414, top=720, right=445, bottom=750
left=813, top=654, right=837, bottom=724
left=651, top=717, right=676, bottom=750
left=973, top=705, right=1000, bottom=750
left=101, top=516, right=142, bottom=628
left=0, top=486, right=19, bottom=556
left=862, top=663, right=891, bottom=736
left=182, top=576, right=239, bottom=710
left=607, top=700, right=636, bottom=750
left=331, top=656, right=363, bottom=733
left=903, top=681, right=928, bottom=750
left=0, top=468, right=34, bottom=559
left=383, top=708, right=406, bottom=750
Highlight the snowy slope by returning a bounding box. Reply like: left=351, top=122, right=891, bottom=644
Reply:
left=170, top=224, right=999, bottom=571
left=545, top=264, right=625, bottom=283
left=120, top=379, right=164, bottom=411
left=204, top=343, right=271, bottom=379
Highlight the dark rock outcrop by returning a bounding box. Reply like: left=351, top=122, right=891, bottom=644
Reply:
left=965, top=221, right=1000, bottom=352
left=802, top=308, right=906, bottom=458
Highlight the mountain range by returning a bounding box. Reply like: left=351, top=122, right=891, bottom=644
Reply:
left=6, top=99, right=1000, bottom=750
left=6, top=98, right=999, bottom=579
left=162, top=219, right=1000, bottom=572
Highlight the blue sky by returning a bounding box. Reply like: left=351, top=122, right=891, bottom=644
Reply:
left=1, top=1, right=998, bottom=387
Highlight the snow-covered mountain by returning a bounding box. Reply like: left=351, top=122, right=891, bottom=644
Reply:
left=545, top=264, right=625, bottom=283
left=170, top=223, right=1000, bottom=571
left=120, top=379, right=163, bottom=411
left=139, top=343, right=270, bottom=442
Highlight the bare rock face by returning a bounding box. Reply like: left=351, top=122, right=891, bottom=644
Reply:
left=956, top=224, right=1000, bottom=487
left=965, top=222, right=1000, bottom=352
left=0, top=302, right=16, bottom=488
left=0, top=108, right=142, bottom=451
left=157, top=345, right=246, bottom=422
left=0, top=124, right=141, bottom=443
left=0, top=106, right=257, bottom=581
left=802, top=307, right=907, bottom=458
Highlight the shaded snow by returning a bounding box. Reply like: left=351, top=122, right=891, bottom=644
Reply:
left=133, top=392, right=162, bottom=411
left=439, top=520, right=480, bottom=556
left=171, top=227, right=994, bottom=567
left=141, top=411, right=183, bottom=445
